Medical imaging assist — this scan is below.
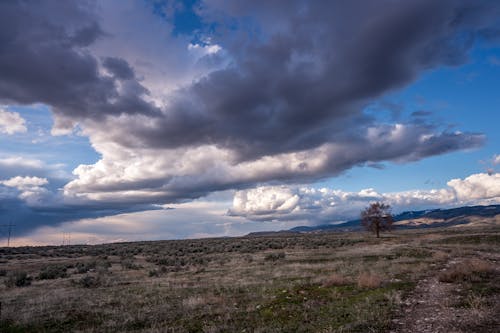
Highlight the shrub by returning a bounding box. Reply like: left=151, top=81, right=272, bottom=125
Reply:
left=76, top=275, right=101, bottom=288
left=357, top=272, right=382, bottom=289
left=95, top=259, right=111, bottom=274
left=121, top=258, right=142, bottom=270
left=148, top=269, right=160, bottom=277
left=38, top=264, right=67, bottom=280
left=76, top=261, right=95, bottom=274
left=5, top=271, right=32, bottom=287
left=264, top=252, right=286, bottom=262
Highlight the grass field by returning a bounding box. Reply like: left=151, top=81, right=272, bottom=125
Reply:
left=1, top=226, right=499, bottom=332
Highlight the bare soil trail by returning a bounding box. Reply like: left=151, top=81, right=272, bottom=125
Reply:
left=390, top=253, right=500, bottom=333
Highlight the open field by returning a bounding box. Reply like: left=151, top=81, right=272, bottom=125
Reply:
left=1, top=227, right=499, bottom=332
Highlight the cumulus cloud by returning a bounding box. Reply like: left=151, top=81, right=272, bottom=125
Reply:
left=1, top=176, right=48, bottom=188
left=229, top=173, right=500, bottom=223
left=0, top=156, right=162, bottom=237
left=448, top=173, right=500, bottom=202
left=0, top=108, right=27, bottom=134
left=0, top=176, right=52, bottom=206
left=232, top=186, right=300, bottom=220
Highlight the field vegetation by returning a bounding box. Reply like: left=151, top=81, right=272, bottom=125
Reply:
left=0, top=226, right=499, bottom=332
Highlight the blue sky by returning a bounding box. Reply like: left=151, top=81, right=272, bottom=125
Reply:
left=322, top=46, right=500, bottom=192
left=0, top=0, right=499, bottom=245
left=1, top=105, right=99, bottom=170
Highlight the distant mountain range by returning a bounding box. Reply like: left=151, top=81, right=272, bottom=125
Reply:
left=248, top=204, right=500, bottom=236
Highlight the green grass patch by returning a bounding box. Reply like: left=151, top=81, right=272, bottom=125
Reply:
left=253, top=282, right=405, bottom=332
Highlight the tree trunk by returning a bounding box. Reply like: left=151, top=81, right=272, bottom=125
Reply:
left=376, top=224, right=380, bottom=238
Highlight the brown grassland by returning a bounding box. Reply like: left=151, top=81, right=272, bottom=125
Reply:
left=0, top=226, right=499, bottom=332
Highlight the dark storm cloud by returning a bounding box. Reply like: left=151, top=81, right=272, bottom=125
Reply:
left=0, top=194, right=160, bottom=237
left=102, top=57, right=135, bottom=80
left=0, top=0, right=158, bottom=125
left=1, top=0, right=496, bottom=158
left=99, top=0, right=499, bottom=161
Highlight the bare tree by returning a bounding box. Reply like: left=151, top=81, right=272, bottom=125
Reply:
left=361, top=202, right=394, bottom=238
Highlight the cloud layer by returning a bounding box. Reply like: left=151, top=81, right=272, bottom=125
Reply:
left=230, top=173, right=500, bottom=223
left=11, top=171, right=498, bottom=246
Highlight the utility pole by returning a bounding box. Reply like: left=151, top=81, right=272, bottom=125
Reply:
left=1, top=223, right=15, bottom=247
left=62, top=232, right=71, bottom=246
left=8, top=224, right=11, bottom=247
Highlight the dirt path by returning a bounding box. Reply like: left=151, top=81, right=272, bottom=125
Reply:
left=390, top=255, right=500, bottom=333
left=390, top=267, right=461, bottom=333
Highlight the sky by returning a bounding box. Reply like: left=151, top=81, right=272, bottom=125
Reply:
left=0, top=0, right=499, bottom=246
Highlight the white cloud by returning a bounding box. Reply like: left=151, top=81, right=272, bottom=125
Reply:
left=229, top=173, right=500, bottom=223
left=448, top=173, right=500, bottom=202
left=0, top=176, right=53, bottom=206
left=0, top=156, right=70, bottom=180
left=0, top=156, right=44, bottom=170
left=0, top=108, right=27, bottom=134
left=188, top=42, right=223, bottom=58
left=231, top=186, right=300, bottom=218
left=1, top=176, right=48, bottom=189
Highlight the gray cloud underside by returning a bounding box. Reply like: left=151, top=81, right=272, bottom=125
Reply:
left=64, top=126, right=484, bottom=205
left=1, top=0, right=496, bottom=150
left=110, top=0, right=497, bottom=158
left=0, top=0, right=499, bottom=222
left=0, top=1, right=158, bottom=130
left=0, top=195, right=160, bottom=236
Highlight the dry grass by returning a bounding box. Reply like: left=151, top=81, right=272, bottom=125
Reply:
left=439, top=259, right=496, bottom=283
left=322, top=272, right=351, bottom=287
left=357, top=271, right=383, bottom=288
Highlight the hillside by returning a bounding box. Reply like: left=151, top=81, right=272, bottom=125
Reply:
left=286, top=204, right=500, bottom=233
